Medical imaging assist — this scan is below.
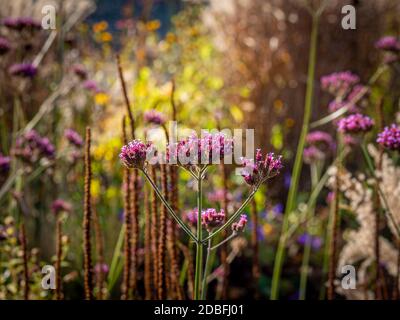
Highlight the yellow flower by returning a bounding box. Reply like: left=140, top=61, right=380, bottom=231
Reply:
left=146, top=20, right=161, bottom=31
left=100, top=32, right=113, bottom=42
left=95, top=92, right=110, bottom=106
left=166, top=32, right=176, bottom=44
left=285, top=118, right=295, bottom=128
left=263, top=223, right=273, bottom=236
left=93, top=21, right=108, bottom=33
left=91, top=179, right=100, bottom=198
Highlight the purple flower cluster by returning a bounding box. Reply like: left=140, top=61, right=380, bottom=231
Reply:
left=2, top=17, right=41, bottom=31
left=0, top=37, right=11, bottom=55
left=167, top=132, right=233, bottom=168
left=201, top=208, right=225, bottom=230
left=8, top=63, right=37, bottom=78
left=231, top=214, right=247, bottom=233
left=64, top=129, right=83, bottom=148
left=297, top=233, right=323, bottom=250
left=82, top=80, right=100, bottom=93
left=51, top=199, right=72, bottom=215
left=13, top=130, right=55, bottom=163
left=94, top=263, right=109, bottom=274
left=337, top=113, right=374, bottom=134
left=375, top=36, right=400, bottom=52
left=241, top=149, right=283, bottom=186
left=120, top=140, right=154, bottom=169
left=0, top=153, right=11, bottom=175
left=184, top=208, right=198, bottom=227
left=377, top=124, right=400, bottom=151
left=144, top=110, right=166, bottom=125
left=321, top=71, right=360, bottom=96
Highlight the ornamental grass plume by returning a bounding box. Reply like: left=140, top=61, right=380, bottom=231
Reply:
left=149, top=165, right=159, bottom=298
left=143, top=183, right=152, bottom=300
left=377, top=124, right=400, bottom=151
left=83, top=127, right=93, bottom=300
left=19, top=222, right=29, bottom=300
left=337, top=113, right=374, bottom=134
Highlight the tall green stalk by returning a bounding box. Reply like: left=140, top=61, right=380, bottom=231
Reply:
left=194, top=172, right=203, bottom=300
left=299, top=163, right=319, bottom=299
left=271, top=14, right=319, bottom=300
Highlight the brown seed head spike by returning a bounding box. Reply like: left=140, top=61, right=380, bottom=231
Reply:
left=83, top=127, right=94, bottom=300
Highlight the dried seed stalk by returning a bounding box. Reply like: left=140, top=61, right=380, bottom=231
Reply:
left=55, top=216, right=62, bottom=300
left=19, top=222, right=29, bottom=300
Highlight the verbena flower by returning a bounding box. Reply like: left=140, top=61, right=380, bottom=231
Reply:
left=8, top=63, right=37, bottom=78
left=303, top=146, right=325, bottom=164
left=13, top=130, right=55, bottom=163
left=306, top=131, right=334, bottom=149
left=241, top=149, right=283, bottom=186
left=82, top=79, right=99, bottom=93
left=64, top=129, right=83, bottom=147
left=71, top=64, right=88, bottom=80
left=377, top=124, right=400, bottom=151
left=144, top=110, right=166, bottom=125
left=231, top=214, right=247, bottom=233
left=0, top=153, right=11, bottom=175
left=321, top=71, right=360, bottom=97
left=119, top=140, right=154, bottom=169
left=184, top=208, right=198, bottom=227
left=375, top=36, right=400, bottom=52
left=297, top=233, right=323, bottom=250
left=2, top=17, right=41, bottom=31
left=201, top=208, right=225, bottom=230
left=0, top=37, right=11, bottom=55
left=337, top=113, right=374, bottom=134
left=51, top=199, right=72, bottom=215
left=94, top=263, right=109, bottom=274
left=167, top=132, right=233, bottom=168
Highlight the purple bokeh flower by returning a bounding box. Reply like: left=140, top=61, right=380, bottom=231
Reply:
left=0, top=153, right=11, bottom=175
left=12, top=130, right=55, bottom=163
left=2, top=17, right=41, bottom=31
left=321, top=71, right=360, bottom=97
left=0, top=37, right=11, bottom=55
left=64, top=129, right=83, bottom=148
left=184, top=208, right=198, bottom=227
left=71, top=64, right=88, bottom=80
left=375, top=36, right=400, bottom=52
left=8, top=63, right=37, bottom=78
left=297, top=233, right=323, bottom=250
left=377, top=124, right=400, bottom=151
left=144, top=110, right=166, bottom=125
left=337, top=113, right=374, bottom=134
left=82, top=79, right=99, bottom=93
left=303, top=146, right=325, bottom=164
left=94, top=263, right=109, bottom=274
left=207, top=189, right=232, bottom=203
left=51, top=199, right=72, bottom=215
left=306, top=131, right=334, bottom=149
left=241, top=149, right=283, bottom=186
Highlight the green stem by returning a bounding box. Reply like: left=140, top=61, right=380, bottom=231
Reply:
left=142, top=169, right=197, bottom=242
left=299, top=163, right=319, bottom=300
left=201, top=237, right=212, bottom=300
left=202, top=186, right=258, bottom=243
left=271, top=13, right=319, bottom=300
left=194, top=173, right=203, bottom=300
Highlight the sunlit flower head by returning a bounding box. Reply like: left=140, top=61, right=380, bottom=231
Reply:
left=231, top=214, right=247, bottom=233
left=119, top=140, right=154, bottom=169
left=201, top=208, right=225, bottom=230
left=241, top=149, right=283, bottom=186
left=321, top=71, right=359, bottom=97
